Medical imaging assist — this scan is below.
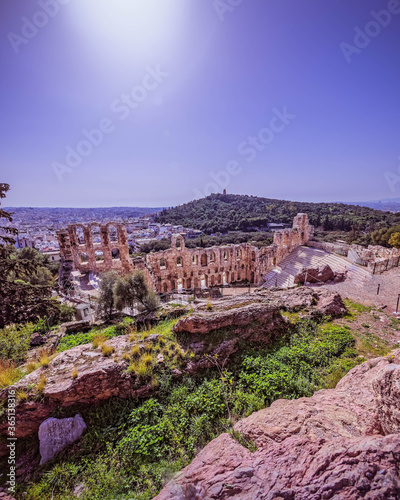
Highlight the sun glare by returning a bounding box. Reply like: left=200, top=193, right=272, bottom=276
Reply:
left=70, top=0, right=186, bottom=61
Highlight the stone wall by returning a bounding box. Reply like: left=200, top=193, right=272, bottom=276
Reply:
left=57, top=214, right=314, bottom=292
left=308, top=240, right=400, bottom=274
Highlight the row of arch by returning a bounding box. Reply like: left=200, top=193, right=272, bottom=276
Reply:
left=159, top=250, right=257, bottom=270
left=74, top=224, right=119, bottom=246
left=79, top=248, right=120, bottom=263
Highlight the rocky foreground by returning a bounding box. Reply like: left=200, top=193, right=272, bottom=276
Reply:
left=0, top=288, right=344, bottom=458
left=155, top=351, right=400, bottom=499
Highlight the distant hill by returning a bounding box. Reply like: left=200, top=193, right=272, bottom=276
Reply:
left=155, top=193, right=400, bottom=234
left=341, top=198, right=400, bottom=213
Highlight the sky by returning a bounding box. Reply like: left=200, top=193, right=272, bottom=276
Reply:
left=1, top=0, right=400, bottom=208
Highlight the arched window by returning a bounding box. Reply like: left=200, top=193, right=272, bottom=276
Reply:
left=251, top=251, right=256, bottom=261
left=108, top=225, right=118, bottom=243
left=210, top=252, right=215, bottom=262
left=201, top=254, right=207, bottom=266
left=160, top=258, right=166, bottom=270
left=192, top=255, right=198, bottom=265
left=91, top=225, right=101, bottom=245
left=80, top=252, right=88, bottom=263
left=95, top=250, right=104, bottom=262
left=177, top=256, right=182, bottom=267
left=76, top=226, right=85, bottom=245
left=111, top=248, right=120, bottom=260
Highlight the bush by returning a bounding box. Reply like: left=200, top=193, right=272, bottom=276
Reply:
left=0, top=323, right=35, bottom=363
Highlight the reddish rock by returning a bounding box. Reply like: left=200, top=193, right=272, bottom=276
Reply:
left=294, top=264, right=335, bottom=285
left=155, top=352, right=400, bottom=499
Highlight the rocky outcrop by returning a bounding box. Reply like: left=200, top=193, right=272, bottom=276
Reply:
left=294, top=264, right=345, bottom=285
left=155, top=351, right=400, bottom=500
left=39, top=414, right=87, bottom=464
left=174, top=288, right=346, bottom=336
left=0, top=288, right=346, bottom=458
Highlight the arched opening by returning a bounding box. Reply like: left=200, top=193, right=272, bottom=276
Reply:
left=170, top=279, right=176, bottom=291
left=91, top=225, right=101, bottom=245
left=192, top=255, right=198, bottom=265
left=210, top=275, right=215, bottom=286
left=160, top=258, right=166, bottom=270
left=80, top=252, right=88, bottom=263
left=193, top=277, right=199, bottom=288
left=176, top=238, right=182, bottom=249
left=223, top=271, right=229, bottom=285
left=163, top=282, right=168, bottom=293
left=177, top=256, right=182, bottom=267
left=76, top=226, right=85, bottom=245
left=186, top=277, right=192, bottom=288
left=200, top=274, right=208, bottom=289
left=223, top=250, right=228, bottom=261
left=250, top=271, right=255, bottom=283
left=210, top=252, right=215, bottom=262
left=177, top=278, right=183, bottom=292
left=108, top=225, right=118, bottom=243
left=201, top=254, right=207, bottom=267
left=111, top=248, right=120, bottom=260
left=273, top=257, right=277, bottom=267
left=251, top=251, right=256, bottom=261
left=218, top=274, right=222, bottom=285
left=95, top=250, right=104, bottom=262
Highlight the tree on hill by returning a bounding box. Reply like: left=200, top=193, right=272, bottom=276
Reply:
left=388, top=232, right=400, bottom=248
left=154, top=193, right=400, bottom=236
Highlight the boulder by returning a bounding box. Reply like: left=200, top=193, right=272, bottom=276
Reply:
left=155, top=352, right=400, bottom=499
left=38, top=414, right=87, bottom=465
left=294, top=264, right=335, bottom=284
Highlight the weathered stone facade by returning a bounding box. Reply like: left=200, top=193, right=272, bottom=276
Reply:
left=57, top=214, right=313, bottom=292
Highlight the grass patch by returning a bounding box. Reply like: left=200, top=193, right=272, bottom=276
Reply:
left=0, top=360, right=24, bottom=389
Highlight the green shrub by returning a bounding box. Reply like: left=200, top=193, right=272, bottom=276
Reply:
left=0, top=323, right=35, bottom=363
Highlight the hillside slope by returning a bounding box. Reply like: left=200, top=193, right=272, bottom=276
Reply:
left=155, top=194, right=400, bottom=234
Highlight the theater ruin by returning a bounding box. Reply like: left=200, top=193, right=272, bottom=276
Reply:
left=57, top=213, right=314, bottom=293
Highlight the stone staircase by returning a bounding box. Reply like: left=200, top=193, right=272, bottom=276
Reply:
left=263, top=246, right=371, bottom=289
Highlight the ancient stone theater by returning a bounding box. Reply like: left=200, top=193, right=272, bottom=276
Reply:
left=57, top=214, right=313, bottom=293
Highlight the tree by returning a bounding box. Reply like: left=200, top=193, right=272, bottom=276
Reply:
left=0, top=184, right=62, bottom=328
left=114, top=271, right=159, bottom=314
left=388, top=232, right=400, bottom=248
left=97, top=271, right=119, bottom=321
left=0, top=183, right=17, bottom=245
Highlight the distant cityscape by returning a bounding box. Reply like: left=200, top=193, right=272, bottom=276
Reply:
left=3, top=206, right=205, bottom=260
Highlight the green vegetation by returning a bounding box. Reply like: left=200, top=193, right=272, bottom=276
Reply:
left=97, top=270, right=159, bottom=321
left=155, top=193, right=400, bottom=239
left=22, top=317, right=362, bottom=500
left=57, top=322, right=135, bottom=352
left=0, top=185, right=73, bottom=328
left=137, top=232, right=274, bottom=253
left=0, top=323, right=36, bottom=363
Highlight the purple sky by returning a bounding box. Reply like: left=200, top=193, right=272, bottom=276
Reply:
left=1, top=0, right=400, bottom=207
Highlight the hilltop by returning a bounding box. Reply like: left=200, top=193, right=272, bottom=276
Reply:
left=155, top=193, right=400, bottom=234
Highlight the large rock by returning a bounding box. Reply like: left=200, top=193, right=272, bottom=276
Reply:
left=294, top=264, right=335, bottom=285
left=174, top=288, right=346, bottom=335
left=38, top=414, right=86, bottom=465
left=155, top=351, right=400, bottom=499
